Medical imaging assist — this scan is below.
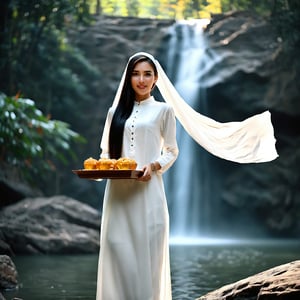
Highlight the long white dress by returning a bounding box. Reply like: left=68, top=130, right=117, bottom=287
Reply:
left=96, top=96, right=179, bottom=300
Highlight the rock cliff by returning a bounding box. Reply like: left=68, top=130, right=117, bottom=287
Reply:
left=0, top=196, right=100, bottom=254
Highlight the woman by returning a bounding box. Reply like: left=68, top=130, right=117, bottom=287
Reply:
left=96, top=52, right=278, bottom=300
left=96, top=53, right=178, bottom=300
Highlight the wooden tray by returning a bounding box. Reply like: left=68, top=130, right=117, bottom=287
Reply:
left=72, top=169, right=143, bottom=180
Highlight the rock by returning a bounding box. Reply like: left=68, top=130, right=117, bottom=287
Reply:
left=204, top=11, right=283, bottom=114
left=196, top=260, right=300, bottom=300
left=0, top=255, right=18, bottom=291
left=0, top=196, right=101, bottom=254
left=69, top=16, right=174, bottom=89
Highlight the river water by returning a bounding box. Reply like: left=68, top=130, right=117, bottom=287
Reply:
left=3, top=239, right=299, bottom=300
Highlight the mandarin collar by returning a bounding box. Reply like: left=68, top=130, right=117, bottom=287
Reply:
left=134, top=96, right=154, bottom=105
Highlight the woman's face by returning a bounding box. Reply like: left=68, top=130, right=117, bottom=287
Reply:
left=130, top=61, right=157, bottom=101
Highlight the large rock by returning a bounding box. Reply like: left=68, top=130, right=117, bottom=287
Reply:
left=0, top=255, right=18, bottom=290
left=197, top=260, right=300, bottom=300
left=0, top=196, right=100, bottom=254
left=204, top=11, right=287, bottom=116
left=0, top=255, right=18, bottom=300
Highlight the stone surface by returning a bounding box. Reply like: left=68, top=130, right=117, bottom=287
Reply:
left=0, top=196, right=100, bottom=254
left=0, top=255, right=18, bottom=292
left=204, top=10, right=299, bottom=116
left=196, top=260, right=300, bottom=300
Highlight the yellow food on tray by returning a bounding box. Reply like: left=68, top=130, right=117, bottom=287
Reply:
left=83, top=157, right=137, bottom=170
left=83, top=157, right=98, bottom=169
left=97, top=158, right=116, bottom=170
left=115, top=157, right=137, bottom=170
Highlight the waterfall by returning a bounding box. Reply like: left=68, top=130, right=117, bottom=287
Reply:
left=163, top=20, right=217, bottom=241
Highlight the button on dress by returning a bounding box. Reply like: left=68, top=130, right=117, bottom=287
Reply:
left=96, top=96, right=179, bottom=300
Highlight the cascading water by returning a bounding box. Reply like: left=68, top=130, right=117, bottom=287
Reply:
left=162, top=20, right=220, bottom=242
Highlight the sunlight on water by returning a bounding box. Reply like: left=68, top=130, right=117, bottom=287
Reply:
left=169, top=236, right=300, bottom=246
left=170, top=236, right=237, bottom=245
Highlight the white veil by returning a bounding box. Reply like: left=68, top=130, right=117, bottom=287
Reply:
left=112, top=52, right=278, bottom=164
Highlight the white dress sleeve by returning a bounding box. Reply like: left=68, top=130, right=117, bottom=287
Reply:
left=99, top=107, right=114, bottom=159
left=157, top=106, right=179, bottom=174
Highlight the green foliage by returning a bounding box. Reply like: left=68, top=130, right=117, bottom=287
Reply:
left=0, top=0, right=99, bottom=116
left=97, top=0, right=223, bottom=18
left=0, top=0, right=101, bottom=195
left=270, top=0, right=300, bottom=48
left=92, top=0, right=300, bottom=22
left=0, top=93, right=85, bottom=183
left=220, top=0, right=273, bottom=15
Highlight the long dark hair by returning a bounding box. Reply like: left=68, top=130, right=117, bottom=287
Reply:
left=109, top=54, right=158, bottom=159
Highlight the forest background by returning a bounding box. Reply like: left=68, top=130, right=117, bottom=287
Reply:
left=0, top=0, right=299, bottom=208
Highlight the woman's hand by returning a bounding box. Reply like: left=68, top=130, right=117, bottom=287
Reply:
left=137, top=164, right=152, bottom=182
left=137, top=162, right=161, bottom=182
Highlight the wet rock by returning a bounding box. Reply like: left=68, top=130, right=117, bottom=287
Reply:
left=0, top=196, right=101, bottom=254
left=0, top=255, right=18, bottom=293
left=196, top=260, right=300, bottom=300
